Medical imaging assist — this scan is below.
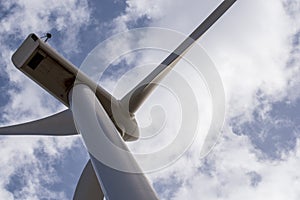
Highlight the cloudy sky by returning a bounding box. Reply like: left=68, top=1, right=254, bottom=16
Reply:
left=0, top=0, right=300, bottom=199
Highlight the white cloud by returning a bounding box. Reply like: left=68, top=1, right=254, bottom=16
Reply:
left=1, top=0, right=300, bottom=199
left=144, top=128, right=300, bottom=200
left=0, top=0, right=90, bottom=53
left=101, top=0, right=300, bottom=199
left=0, top=136, right=78, bottom=199
left=109, top=0, right=299, bottom=118
left=0, top=0, right=91, bottom=198
left=170, top=133, right=300, bottom=200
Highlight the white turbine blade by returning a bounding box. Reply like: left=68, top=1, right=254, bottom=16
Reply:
left=0, top=109, right=77, bottom=136
left=121, top=0, right=237, bottom=113
left=73, top=160, right=104, bottom=200
left=70, top=84, right=159, bottom=200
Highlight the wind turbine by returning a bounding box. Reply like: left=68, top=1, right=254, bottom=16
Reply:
left=0, top=0, right=236, bottom=199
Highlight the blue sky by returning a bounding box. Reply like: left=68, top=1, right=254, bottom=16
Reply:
left=0, top=0, right=300, bottom=199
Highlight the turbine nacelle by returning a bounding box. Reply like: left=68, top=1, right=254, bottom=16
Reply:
left=11, top=33, right=139, bottom=141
